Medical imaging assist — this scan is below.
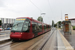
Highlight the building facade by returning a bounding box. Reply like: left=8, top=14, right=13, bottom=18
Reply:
left=69, top=18, right=75, bottom=26
left=0, top=18, right=15, bottom=28
left=0, top=18, right=15, bottom=24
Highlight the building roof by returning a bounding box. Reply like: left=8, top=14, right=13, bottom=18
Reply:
left=69, top=18, right=75, bottom=20
left=62, top=21, right=71, bottom=24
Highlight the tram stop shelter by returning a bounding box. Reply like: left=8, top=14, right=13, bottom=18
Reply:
left=62, top=21, right=71, bottom=33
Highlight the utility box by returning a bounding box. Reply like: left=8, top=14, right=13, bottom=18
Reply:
left=62, top=21, right=71, bottom=33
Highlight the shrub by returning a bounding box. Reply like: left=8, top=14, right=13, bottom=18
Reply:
left=73, top=26, right=75, bottom=30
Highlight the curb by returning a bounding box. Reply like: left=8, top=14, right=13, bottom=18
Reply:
left=0, top=38, right=11, bottom=44
left=58, top=30, right=74, bottom=50
left=0, top=31, right=10, bottom=33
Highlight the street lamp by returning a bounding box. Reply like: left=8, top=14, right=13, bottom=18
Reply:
left=41, top=13, right=46, bottom=22
left=41, top=13, right=46, bottom=15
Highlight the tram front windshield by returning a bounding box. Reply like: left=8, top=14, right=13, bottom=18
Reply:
left=11, top=18, right=29, bottom=32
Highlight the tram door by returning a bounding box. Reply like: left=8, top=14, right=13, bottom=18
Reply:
left=32, top=22, right=38, bottom=37
left=32, top=21, right=42, bottom=37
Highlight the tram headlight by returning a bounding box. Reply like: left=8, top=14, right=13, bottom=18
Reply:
left=21, top=33, right=22, bottom=34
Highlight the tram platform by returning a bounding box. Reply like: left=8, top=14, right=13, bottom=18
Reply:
left=26, top=29, right=74, bottom=50
left=57, top=30, right=74, bottom=50
left=60, top=29, right=75, bottom=50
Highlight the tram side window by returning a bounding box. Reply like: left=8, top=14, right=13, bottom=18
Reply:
left=48, top=26, right=50, bottom=28
left=49, top=26, right=50, bottom=29
left=32, top=22, right=37, bottom=32
left=23, top=21, right=30, bottom=32
left=38, top=23, right=42, bottom=31
left=44, top=25, right=46, bottom=30
left=32, top=22, right=42, bottom=32
left=48, top=25, right=51, bottom=29
left=48, top=25, right=49, bottom=29
left=46, top=25, right=47, bottom=29
left=46, top=25, right=48, bottom=29
left=49, top=26, right=51, bottom=28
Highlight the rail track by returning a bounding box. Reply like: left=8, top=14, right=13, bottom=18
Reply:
left=0, top=31, right=51, bottom=50
left=26, top=29, right=56, bottom=50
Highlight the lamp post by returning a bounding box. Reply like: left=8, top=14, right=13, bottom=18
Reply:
left=41, top=13, right=46, bottom=22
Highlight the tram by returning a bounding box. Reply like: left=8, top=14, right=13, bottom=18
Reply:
left=10, top=17, right=51, bottom=40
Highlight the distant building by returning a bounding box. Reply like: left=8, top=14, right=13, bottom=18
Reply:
left=69, top=18, right=75, bottom=26
left=0, top=18, right=15, bottom=24
left=0, top=18, right=15, bottom=28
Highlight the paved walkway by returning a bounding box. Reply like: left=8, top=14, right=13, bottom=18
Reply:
left=0, top=30, right=10, bottom=42
left=60, top=29, right=75, bottom=50
left=0, top=30, right=10, bottom=33
left=0, top=28, right=74, bottom=50
left=0, top=37, right=10, bottom=41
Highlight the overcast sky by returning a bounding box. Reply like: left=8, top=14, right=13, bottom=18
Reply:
left=0, top=0, right=75, bottom=24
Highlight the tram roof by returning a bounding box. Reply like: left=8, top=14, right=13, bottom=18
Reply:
left=17, top=17, right=50, bottom=25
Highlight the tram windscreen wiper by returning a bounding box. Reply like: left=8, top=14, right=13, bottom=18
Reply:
left=13, top=22, right=23, bottom=27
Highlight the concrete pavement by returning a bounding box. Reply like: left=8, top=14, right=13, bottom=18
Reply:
left=0, top=30, right=10, bottom=33
left=60, top=29, right=75, bottom=50
left=0, top=28, right=74, bottom=50
left=0, top=30, right=10, bottom=43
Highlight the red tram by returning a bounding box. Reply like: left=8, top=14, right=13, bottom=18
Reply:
left=10, top=17, right=51, bottom=40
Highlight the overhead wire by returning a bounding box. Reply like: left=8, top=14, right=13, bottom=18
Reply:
left=29, top=0, right=42, bottom=13
left=29, top=0, right=53, bottom=24
left=47, top=0, right=55, bottom=24
left=47, top=0, right=54, bottom=19
left=52, top=0, right=61, bottom=23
